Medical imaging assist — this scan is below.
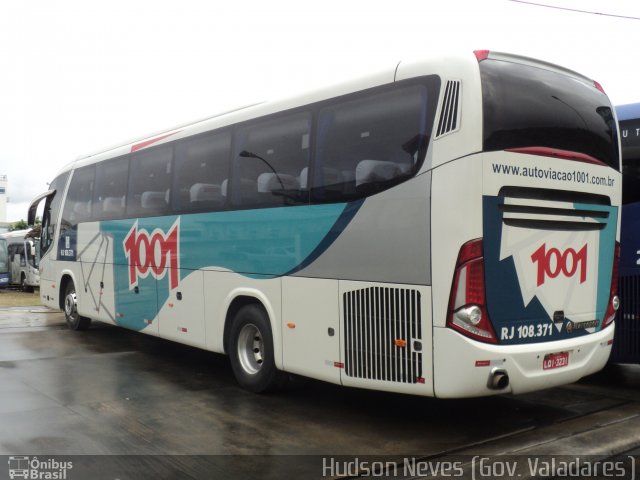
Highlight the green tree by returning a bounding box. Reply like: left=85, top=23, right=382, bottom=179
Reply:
left=9, top=216, right=41, bottom=232
left=9, top=219, right=28, bottom=231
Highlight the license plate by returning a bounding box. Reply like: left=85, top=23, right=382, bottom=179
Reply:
left=543, top=351, right=569, bottom=370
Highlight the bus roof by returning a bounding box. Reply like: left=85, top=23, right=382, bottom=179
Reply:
left=54, top=50, right=604, bottom=176
left=616, top=103, right=640, bottom=122
left=60, top=61, right=404, bottom=173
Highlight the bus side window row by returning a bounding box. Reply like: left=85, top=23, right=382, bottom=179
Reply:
left=226, top=158, right=404, bottom=206
left=59, top=78, right=436, bottom=224
left=62, top=156, right=413, bottom=225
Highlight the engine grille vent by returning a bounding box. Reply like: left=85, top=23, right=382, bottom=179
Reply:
left=498, top=186, right=612, bottom=231
left=343, top=287, right=422, bottom=383
left=436, top=80, right=461, bottom=137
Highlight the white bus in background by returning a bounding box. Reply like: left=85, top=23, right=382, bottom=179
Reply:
left=1, top=230, right=40, bottom=292
left=0, top=237, right=8, bottom=289
left=28, top=50, right=620, bottom=398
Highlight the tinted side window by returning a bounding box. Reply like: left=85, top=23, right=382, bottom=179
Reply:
left=313, top=83, right=433, bottom=202
left=93, top=156, right=129, bottom=221
left=481, top=59, right=619, bottom=170
left=61, top=165, right=95, bottom=232
left=232, top=113, right=310, bottom=208
left=127, top=146, right=173, bottom=218
left=173, top=132, right=231, bottom=213
left=41, top=171, right=70, bottom=256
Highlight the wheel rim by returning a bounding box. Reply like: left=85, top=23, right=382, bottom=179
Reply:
left=64, top=290, right=78, bottom=322
left=237, top=323, right=264, bottom=375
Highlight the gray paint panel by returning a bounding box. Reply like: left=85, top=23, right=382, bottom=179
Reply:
left=293, top=173, right=431, bottom=285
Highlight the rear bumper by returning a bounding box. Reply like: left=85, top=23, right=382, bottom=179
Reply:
left=433, top=325, right=614, bottom=398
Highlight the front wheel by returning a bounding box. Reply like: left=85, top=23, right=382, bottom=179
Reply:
left=228, top=304, right=285, bottom=393
left=63, top=281, right=91, bottom=331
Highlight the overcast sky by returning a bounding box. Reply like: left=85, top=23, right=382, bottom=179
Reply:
left=1, top=0, right=638, bottom=222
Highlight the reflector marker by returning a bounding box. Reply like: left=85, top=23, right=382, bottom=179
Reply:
left=394, top=339, right=407, bottom=348
left=131, top=131, right=181, bottom=152
left=474, top=50, right=490, bottom=62
left=505, top=147, right=606, bottom=166
left=475, top=359, right=506, bottom=367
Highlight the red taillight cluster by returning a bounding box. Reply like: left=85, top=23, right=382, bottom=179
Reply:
left=447, top=239, right=497, bottom=343
left=603, top=241, right=621, bottom=328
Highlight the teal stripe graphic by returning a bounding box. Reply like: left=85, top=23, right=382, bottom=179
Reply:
left=100, top=202, right=359, bottom=331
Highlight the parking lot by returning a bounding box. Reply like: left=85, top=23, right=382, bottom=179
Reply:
left=1, top=294, right=640, bottom=479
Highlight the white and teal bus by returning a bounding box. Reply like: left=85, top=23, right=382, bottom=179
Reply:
left=1, top=229, right=40, bottom=292
left=29, top=51, right=621, bottom=398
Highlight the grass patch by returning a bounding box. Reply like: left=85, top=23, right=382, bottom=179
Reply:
left=0, top=289, right=42, bottom=308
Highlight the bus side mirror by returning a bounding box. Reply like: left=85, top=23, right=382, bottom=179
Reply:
left=30, top=245, right=36, bottom=257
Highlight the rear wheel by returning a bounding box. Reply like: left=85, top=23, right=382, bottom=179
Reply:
left=63, top=281, right=91, bottom=331
left=229, top=304, right=285, bottom=392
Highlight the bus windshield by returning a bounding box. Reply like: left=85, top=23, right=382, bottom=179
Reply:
left=480, top=59, right=619, bottom=170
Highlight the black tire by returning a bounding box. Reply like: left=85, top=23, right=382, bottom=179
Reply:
left=63, top=281, right=91, bottom=331
left=228, top=304, right=285, bottom=393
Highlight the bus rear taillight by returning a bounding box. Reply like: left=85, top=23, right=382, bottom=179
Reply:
left=603, top=241, right=620, bottom=328
left=447, top=239, right=497, bottom=344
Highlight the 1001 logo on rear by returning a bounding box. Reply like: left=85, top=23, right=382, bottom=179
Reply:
left=531, top=243, right=587, bottom=287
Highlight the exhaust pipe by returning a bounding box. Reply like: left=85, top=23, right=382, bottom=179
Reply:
left=488, top=368, right=509, bottom=390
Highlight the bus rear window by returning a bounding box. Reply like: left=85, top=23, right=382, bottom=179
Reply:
left=480, top=59, right=619, bottom=170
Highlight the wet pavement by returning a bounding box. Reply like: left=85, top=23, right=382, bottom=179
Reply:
left=0, top=305, right=639, bottom=478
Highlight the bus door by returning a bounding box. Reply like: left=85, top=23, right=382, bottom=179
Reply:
left=113, top=264, right=160, bottom=335
left=104, top=220, right=161, bottom=336
left=10, top=244, right=25, bottom=284
left=0, top=239, right=8, bottom=288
